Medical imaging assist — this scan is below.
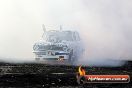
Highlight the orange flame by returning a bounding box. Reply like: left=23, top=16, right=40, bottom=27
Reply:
left=78, top=66, right=86, bottom=76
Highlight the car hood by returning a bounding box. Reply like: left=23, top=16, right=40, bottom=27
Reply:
left=35, top=40, right=73, bottom=47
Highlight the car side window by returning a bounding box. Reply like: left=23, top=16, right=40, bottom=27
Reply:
left=72, top=32, right=77, bottom=41
left=75, top=32, right=80, bottom=41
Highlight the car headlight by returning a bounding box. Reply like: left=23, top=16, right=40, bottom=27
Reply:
left=66, top=48, right=71, bottom=52
left=63, top=47, right=67, bottom=51
left=63, top=47, right=71, bottom=52
left=33, top=44, right=39, bottom=50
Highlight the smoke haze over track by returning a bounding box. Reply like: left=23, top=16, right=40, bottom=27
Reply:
left=0, top=0, right=132, bottom=66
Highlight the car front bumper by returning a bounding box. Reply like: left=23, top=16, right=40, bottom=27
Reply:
left=35, top=55, right=69, bottom=61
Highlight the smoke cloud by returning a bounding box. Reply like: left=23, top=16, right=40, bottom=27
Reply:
left=0, top=0, right=132, bottom=65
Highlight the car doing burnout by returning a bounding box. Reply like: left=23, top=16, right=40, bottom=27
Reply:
left=33, top=27, right=84, bottom=64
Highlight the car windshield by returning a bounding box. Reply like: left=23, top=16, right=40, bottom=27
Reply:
left=43, top=31, right=74, bottom=42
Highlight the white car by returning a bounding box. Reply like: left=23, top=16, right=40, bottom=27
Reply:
left=33, top=29, right=84, bottom=64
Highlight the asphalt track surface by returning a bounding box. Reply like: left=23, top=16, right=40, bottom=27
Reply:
left=0, top=61, right=132, bottom=88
